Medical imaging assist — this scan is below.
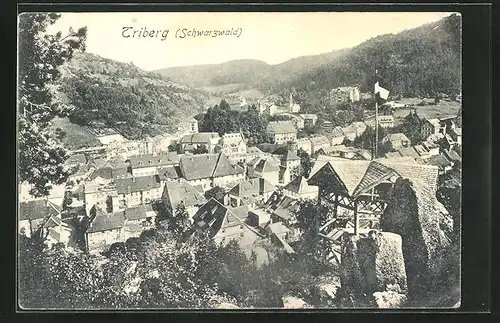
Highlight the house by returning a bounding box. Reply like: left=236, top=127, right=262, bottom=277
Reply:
left=327, top=127, right=345, bottom=146
left=157, top=165, right=182, bottom=184
left=162, top=179, right=207, bottom=219
left=421, top=154, right=453, bottom=175
left=113, top=175, right=163, bottom=210
left=128, top=152, right=180, bottom=177
left=41, top=215, right=73, bottom=249
left=225, top=177, right=275, bottom=209
left=150, top=134, right=175, bottom=154
left=397, top=147, right=420, bottom=159
left=450, top=127, right=462, bottom=146
left=299, top=114, right=318, bottom=128
left=310, top=136, right=331, bottom=154
left=89, top=127, right=126, bottom=145
left=280, top=150, right=301, bottom=185
left=218, top=133, right=247, bottom=156
left=247, top=157, right=281, bottom=187
left=179, top=153, right=246, bottom=191
left=84, top=181, right=118, bottom=216
left=295, top=138, right=312, bottom=155
left=19, top=199, right=62, bottom=238
left=421, top=118, right=442, bottom=138
left=179, top=132, right=221, bottom=153
left=121, top=204, right=157, bottom=239
left=267, top=121, right=297, bottom=144
left=322, top=121, right=334, bottom=133
left=364, top=115, right=395, bottom=128
left=289, top=92, right=301, bottom=113
left=248, top=209, right=273, bottom=228
left=282, top=176, right=319, bottom=200
left=342, top=122, right=367, bottom=141
left=178, top=118, right=199, bottom=134
left=439, top=116, right=457, bottom=135
left=330, top=86, right=361, bottom=105
left=265, top=221, right=292, bottom=241
left=192, top=198, right=265, bottom=248
left=423, top=141, right=440, bottom=156
left=268, top=196, right=301, bottom=227
left=382, top=133, right=411, bottom=150
left=85, top=210, right=126, bottom=252
left=413, top=144, right=431, bottom=159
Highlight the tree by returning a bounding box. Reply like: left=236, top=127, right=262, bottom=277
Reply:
left=18, top=13, right=87, bottom=197
left=296, top=148, right=312, bottom=178
left=351, top=125, right=388, bottom=157
left=169, top=202, right=191, bottom=238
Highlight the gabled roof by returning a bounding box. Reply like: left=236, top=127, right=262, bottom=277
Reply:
left=179, top=154, right=219, bottom=180
left=115, top=175, right=161, bottom=194
left=425, top=118, right=441, bottom=129
left=444, top=149, right=461, bottom=163
left=129, top=152, right=179, bottom=169
left=385, top=151, right=403, bottom=159
left=43, top=215, right=70, bottom=229
left=228, top=178, right=275, bottom=200
left=283, top=176, right=318, bottom=195
left=267, top=222, right=291, bottom=236
left=271, top=196, right=300, bottom=222
left=398, top=147, right=420, bottom=158
left=267, top=121, right=297, bottom=134
left=308, top=158, right=371, bottom=196
left=328, top=127, right=345, bottom=138
left=383, top=133, right=410, bottom=143
left=352, top=161, right=399, bottom=197
left=310, top=136, right=330, bottom=145
left=19, top=200, right=61, bottom=221
left=423, top=154, right=453, bottom=169
left=254, top=158, right=280, bottom=174
left=86, top=212, right=125, bottom=234
left=413, top=145, right=429, bottom=156
left=124, top=204, right=156, bottom=221
left=157, top=166, right=181, bottom=181
left=180, top=132, right=220, bottom=144
left=212, top=154, right=245, bottom=178
left=163, top=179, right=207, bottom=211
left=193, top=198, right=246, bottom=237
left=282, top=149, right=300, bottom=162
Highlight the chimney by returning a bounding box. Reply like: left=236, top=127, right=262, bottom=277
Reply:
left=259, top=177, right=265, bottom=194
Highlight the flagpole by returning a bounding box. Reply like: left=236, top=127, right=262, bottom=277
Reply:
left=374, top=69, right=379, bottom=160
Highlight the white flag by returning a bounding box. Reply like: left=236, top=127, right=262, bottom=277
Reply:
left=374, top=82, right=390, bottom=100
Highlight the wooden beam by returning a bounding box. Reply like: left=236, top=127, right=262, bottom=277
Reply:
left=354, top=200, right=359, bottom=236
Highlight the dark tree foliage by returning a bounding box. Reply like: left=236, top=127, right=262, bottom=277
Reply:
left=351, top=125, right=389, bottom=157
left=200, top=101, right=269, bottom=146
left=18, top=13, right=87, bottom=197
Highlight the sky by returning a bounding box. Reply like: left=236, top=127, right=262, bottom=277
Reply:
left=45, top=12, right=454, bottom=71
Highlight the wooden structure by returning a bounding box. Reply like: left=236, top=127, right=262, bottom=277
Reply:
left=307, top=157, right=400, bottom=264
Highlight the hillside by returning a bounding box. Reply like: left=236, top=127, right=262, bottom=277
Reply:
left=156, top=49, right=351, bottom=94
left=290, top=13, right=461, bottom=97
left=55, top=52, right=210, bottom=140
left=156, top=14, right=460, bottom=99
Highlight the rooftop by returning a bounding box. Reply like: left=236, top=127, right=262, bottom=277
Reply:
left=115, top=175, right=161, bottom=194
left=124, top=204, right=156, bottom=221
left=129, top=152, right=179, bottom=169
left=163, top=179, right=207, bottom=210
left=19, top=199, right=61, bottom=221
left=87, top=211, right=125, bottom=233
left=180, top=132, right=220, bottom=144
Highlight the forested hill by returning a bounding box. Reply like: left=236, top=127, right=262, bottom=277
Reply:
left=155, top=49, right=351, bottom=93
left=55, top=52, right=210, bottom=139
left=290, top=13, right=461, bottom=97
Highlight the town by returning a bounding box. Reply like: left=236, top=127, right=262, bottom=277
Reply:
left=18, top=12, right=462, bottom=310
left=19, top=84, right=462, bottom=308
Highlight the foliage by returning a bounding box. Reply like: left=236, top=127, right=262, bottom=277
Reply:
left=394, top=111, right=425, bottom=145
left=200, top=101, right=269, bottom=146
left=291, top=14, right=461, bottom=97
left=168, top=202, right=192, bottom=238
left=295, top=149, right=312, bottom=179
left=351, top=125, right=389, bottom=157
left=18, top=13, right=87, bottom=197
